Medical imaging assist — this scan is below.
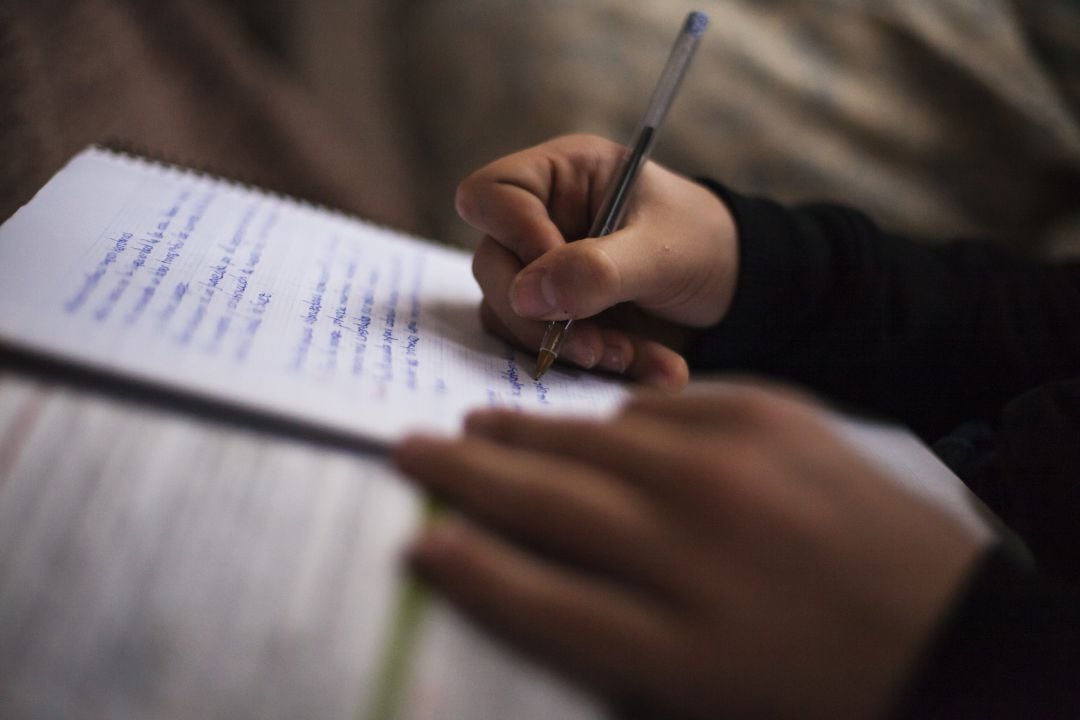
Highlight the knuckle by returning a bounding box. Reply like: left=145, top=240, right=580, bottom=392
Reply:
left=470, top=243, right=488, bottom=283
left=489, top=479, right=538, bottom=525
left=478, top=408, right=530, bottom=445
left=684, top=438, right=762, bottom=508
left=514, top=482, right=569, bottom=528
left=470, top=239, right=502, bottom=288
left=721, top=385, right=780, bottom=426
left=564, top=244, right=622, bottom=306
left=670, top=457, right=716, bottom=498
left=477, top=301, right=499, bottom=334
left=724, top=382, right=822, bottom=431
left=454, top=176, right=483, bottom=223
left=734, top=382, right=822, bottom=432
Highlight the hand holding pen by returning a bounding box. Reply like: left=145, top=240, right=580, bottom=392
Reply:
left=456, top=14, right=738, bottom=390
left=533, top=11, right=708, bottom=379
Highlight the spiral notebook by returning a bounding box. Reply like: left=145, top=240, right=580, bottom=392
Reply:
left=0, top=147, right=629, bottom=449
left=0, top=147, right=623, bottom=720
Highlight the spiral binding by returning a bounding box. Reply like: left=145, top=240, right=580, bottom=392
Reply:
left=96, top=137, right=406, bottom=237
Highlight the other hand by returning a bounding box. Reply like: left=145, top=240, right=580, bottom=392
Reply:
left=394, top=382, right=984, bottom=719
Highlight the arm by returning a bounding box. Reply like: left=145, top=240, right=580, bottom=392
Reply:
left=395, top=385, right=987, bottom=719
left=897, top=543, right=1080, bottom=718
left=458, top=135, right=1080, bottom=438
left=693, top=183, right=1080, bottom=439
left=427, top=137, right=1080, bottom=716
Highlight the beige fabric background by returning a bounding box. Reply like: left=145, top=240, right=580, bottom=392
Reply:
left=3, top=0, right=1080, bottom=253
left=382, top=0, right=1080, bottom=250
left=0, top=0, right=419, bottom=233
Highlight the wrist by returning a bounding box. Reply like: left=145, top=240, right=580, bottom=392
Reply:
left=685, top=180, right=812, bottom=369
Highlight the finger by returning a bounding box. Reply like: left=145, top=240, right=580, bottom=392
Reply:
left=456, top=410, right=811, bottom=613
left=475, top=235, right=691, bottom=382
left=480, top=297, right=609, bottom=373
left=472, top=235, right=689, bottom=385
left=456, top=174, right=564, bottom=265
left=472, top=235, right=534, bottom=346
left=586, top=326, right=687, bottom=391
left=463, top=409, right=700, bottom=504
left=622, top=381, right=823, bottom=432
left=473, top=236, right=604, bottom=368
left=618, top=331, right=689, bottom=392
left=408, top=516, right=683, bottom=700
left=478, top=299, right=526, bottom=346
left=462, top=408, right=783, bottom=538
left=482, top=301, right=687, bottom=388
left=506, top=227, right=662, bottom=323
left=457, top=135, right=626, bottom=264
left=506, top=158, right=723, bottom=325
left=456, top=153, right=568, bottom=265
left=483, top=299, right=681, bottom=384
left=394, top=434, right=673, bottom=586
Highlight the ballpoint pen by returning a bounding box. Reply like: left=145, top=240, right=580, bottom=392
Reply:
left=533, top=10, right=709, bottom=380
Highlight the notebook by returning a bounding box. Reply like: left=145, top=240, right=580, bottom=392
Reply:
left=0, top=147, right=629, bottom=449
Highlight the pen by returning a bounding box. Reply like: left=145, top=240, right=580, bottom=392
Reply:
left=533, top=10, right=709, bottom=380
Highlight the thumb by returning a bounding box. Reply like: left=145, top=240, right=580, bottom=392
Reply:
left=508, top=227, right=662, bottom=321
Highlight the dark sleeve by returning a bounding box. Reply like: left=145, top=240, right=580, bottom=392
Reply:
left=893, top=543, right=1080, bottom=718
left=991, top=378, right=1080, bottom=580
left=688, top=182, right=1080, bottom=440
left=894, top=380, right=1080, bottom=715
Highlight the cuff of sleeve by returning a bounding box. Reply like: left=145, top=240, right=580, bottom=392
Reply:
left=686, top=179, right=820, bottom=370
left=892, top=543, right=1078, bottom=718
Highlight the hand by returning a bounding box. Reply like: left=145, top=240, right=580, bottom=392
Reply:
left=394, top=383, right=984, bottom=719
left=456, top=134, right=738, bottom=391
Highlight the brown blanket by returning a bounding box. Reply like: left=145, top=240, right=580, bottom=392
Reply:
left=0, top=0, right=418, bottom=233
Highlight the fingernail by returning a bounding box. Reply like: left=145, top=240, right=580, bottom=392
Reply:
left=511, top=271, right=557, bottom=317
left=600, top=346, right=626, bottom=373
left=561, top=334, right=597, bottom=368
left=643, top=366, right=681, bottom=394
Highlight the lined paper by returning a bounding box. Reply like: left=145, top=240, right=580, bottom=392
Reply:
left=0, top=373, right=605, bottom=720
left=0, top=148, right=628, bottom=446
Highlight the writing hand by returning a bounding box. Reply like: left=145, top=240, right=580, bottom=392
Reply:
left=457, top=134, right=738, bottom=391
left=394, top=383, right=984, bottom=719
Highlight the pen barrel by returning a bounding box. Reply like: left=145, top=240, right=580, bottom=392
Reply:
left=534, top=11, right=706, bottom=379
left=640, top=15, right=706, bottom=131
left=588, top=126, right=653, bottom=238
left=587, top=11, right=707, bottom=239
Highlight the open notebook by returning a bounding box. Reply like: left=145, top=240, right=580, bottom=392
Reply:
left=0, top=148, right=994, bottom=720
left=0, top=147, right=628, bottom=449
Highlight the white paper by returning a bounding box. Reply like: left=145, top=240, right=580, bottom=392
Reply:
left=0, top=148, right=628, bottom=446
left=828, top=413, right=994, bottom=542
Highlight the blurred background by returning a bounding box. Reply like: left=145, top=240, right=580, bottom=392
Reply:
left=3, top=0, right=1080, bottom=252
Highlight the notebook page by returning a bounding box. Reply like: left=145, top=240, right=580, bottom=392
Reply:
left=828, top=413, right=993, bottom=542
left=0, top=148, right=629, bottom=446
left=0, top=373, right=606, bottom=720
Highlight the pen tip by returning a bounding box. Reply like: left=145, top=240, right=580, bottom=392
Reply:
left=533, top=350, right=556, bottom=380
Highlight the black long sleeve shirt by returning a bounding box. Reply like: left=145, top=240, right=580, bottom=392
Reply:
left=690, top=183, right=1080, bottom=717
